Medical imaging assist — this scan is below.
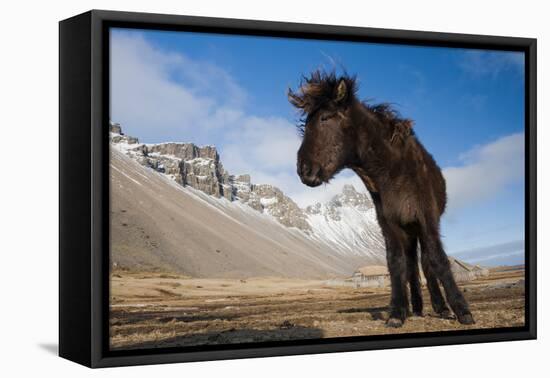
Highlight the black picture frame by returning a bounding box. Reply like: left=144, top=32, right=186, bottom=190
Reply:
left=59, top=9, right=537, bottom=368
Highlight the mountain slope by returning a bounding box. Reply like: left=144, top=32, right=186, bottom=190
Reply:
left=110, top=148, right=379, bottom=278
left=109, top=121, right=493, bottom=280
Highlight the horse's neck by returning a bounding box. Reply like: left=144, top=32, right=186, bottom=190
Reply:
left=352, top=165, right=379, bottom=193
left=352, top=107, right=404, bottom=187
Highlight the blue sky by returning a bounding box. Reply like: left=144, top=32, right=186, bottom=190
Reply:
left=110, top=28, right=525, bottom=266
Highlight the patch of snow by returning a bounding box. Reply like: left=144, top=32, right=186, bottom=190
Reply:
left=188, top=157, right=214, bottom=166
left=260, top=197, right=278, bottom=206
left=305, top=202, right=384, bottom=258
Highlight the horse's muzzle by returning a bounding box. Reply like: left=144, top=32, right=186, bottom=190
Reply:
left=300, top=175, right=323, bottom=187
left=298, top=161, right=323, bottom=187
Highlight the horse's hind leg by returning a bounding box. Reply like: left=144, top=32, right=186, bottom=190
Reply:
left=405, top=237, right=423, bottom=316
left=419, top=220, right=474, bottom=325
left=420, top=251, right=451, bottom=318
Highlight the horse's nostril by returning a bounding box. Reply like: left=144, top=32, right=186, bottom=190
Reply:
left=310, top=165, right=321, bottom=178
left=302, top=163, right=312, bottom=176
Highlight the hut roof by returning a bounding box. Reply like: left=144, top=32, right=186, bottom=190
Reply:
left=355, top=265, right=389, bottom=276
left=448, top=256, right=478, bottom=272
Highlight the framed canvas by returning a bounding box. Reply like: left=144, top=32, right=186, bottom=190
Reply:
left=59, top=10, right=537, bottom=368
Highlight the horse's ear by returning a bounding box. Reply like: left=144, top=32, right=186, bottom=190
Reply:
left=335, top=80, right=347, bottom=103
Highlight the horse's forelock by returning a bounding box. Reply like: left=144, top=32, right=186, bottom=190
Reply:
left=289, top=70, right=357, bottom=114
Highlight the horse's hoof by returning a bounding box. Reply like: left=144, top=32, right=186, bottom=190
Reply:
left=457, top=313, right=475, bottom=325
left=439, top=309, right=452, bottom=319
left=386, top=318, right=404, bottom=328
left=412, top=311, right=424, bottom=317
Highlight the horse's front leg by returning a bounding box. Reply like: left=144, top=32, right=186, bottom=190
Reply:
left=383, top=224, right=409, bottom=328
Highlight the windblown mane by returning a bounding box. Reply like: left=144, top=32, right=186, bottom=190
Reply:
left=365, top=102, right=415, bottom=142
left=288, top=70, right=414, bottom=141
left=288, top=70, right=358, bottom=114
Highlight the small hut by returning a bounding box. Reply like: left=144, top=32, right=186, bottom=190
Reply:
left=325, top=258, right=488, bottom=289
left=448, top=257, right=489, bottom=282
left=351, top=265, right=390, bottom=288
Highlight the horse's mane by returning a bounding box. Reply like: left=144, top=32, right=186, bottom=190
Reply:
left=364, top=102, right=415, bottom=141
left=289, top=70, right=414, bottom=141
left=288, top=70, right=358, bottom=115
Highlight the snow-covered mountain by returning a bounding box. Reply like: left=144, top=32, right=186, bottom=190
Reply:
left=305, top=185, right=385, bottom=261
left=110, top=122, right=312, bottom=232
left=109, top=121, right=386, bottom=272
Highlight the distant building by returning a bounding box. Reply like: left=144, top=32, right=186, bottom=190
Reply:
left=448, top=257, right=489, bottom=282
left=326, top=258, right=489, bottom=289
left=351, top=265, right=390, bottom=288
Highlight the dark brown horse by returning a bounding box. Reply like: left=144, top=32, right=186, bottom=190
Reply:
left=288, top=71, right=473, bottom=327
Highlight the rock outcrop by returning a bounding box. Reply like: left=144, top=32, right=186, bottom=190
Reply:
left=241, top=184, right=311, bottom=232
left=110, top=122, right=309, bottom=231
left=110, top=123, right=232, bottom=200
left=109, top=121, right=139, bottom=144
left=306, top=184, right=374, bottom=221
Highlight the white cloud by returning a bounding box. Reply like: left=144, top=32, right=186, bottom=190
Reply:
left=458, top=50, right=524, bottom=78
left=443, top=132, right=524, bottom=213
left=221, top=115, right=300, bottom=174
left=110, top=32, right=247, bottom=144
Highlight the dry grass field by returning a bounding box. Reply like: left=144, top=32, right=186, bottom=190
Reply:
left=110, top=268, right=525, bottom=350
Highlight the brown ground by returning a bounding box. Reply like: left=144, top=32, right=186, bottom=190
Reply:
left=109, top=268, right=525, bottom=350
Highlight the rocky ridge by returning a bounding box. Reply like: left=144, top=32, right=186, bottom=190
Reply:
left=109, top=122, right=311, bottom=232
left=305, top=184, right=385, bottom=260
